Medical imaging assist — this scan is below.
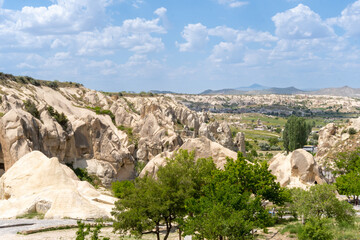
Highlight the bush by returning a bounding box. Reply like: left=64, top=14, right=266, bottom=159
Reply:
left=74, top=168, right=101, bottom=188
left=259, top=142, right=270, bottom=151
left=349, top=128, right=357, bottom=135
left=298, top=218, right=334, bottom=240
left=87, top=106, right=115, bottom=124
left=111, top=180, right=134, bottom=199
left=24, top=99, right=40, bottom=119
left=47, top=106, right=68, bottom=130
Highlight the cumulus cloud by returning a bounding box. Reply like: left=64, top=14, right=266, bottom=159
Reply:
left=0, top=0, right=110, bottom=35
left=329, top=0, right=360, bottom=36
left=154, top=7, right=167, bottom=17
left=272, top=4, right=334, bottom=39
left=177, top=23, right=209, bottom=52
left=217, top=0, right=248, bottom=8
left=77, top=18, right=166, bottom=55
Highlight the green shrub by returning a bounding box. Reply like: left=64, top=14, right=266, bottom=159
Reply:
left=47, top=106, right=68, bottom=130
left=111, top=180, right=135, bottom=199
left=87, top=106, right=116, bottom=124
left=298, top=218, right=334, bottom=240
left=349, top=128, right=357, bottom=135
left=74, top=168, right=101, bottom=188
left=24, top=99, right=40, bottom=119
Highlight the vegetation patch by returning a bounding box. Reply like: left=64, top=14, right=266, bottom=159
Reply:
left=0, top=72, right=83, bottom=89
left=74, top=168, right=102, bottom=188
left=47, top=106, right=68, bottom=130
left=16, top=212, right=45, bottom=219
left=117, top=125, right=138, bottom=145
left=24, top=99, right=40, bottom=119
left=86, top=106, right=116, bottom=124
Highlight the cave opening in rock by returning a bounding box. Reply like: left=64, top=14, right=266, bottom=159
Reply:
left=0, top=144, right=4, bottom=177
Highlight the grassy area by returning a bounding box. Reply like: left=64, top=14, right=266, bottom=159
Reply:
left=16, top=212, right=45, bottom=219
left=281, top=217, right=360, bottom=240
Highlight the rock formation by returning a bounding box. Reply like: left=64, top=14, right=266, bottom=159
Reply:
left=234, top=132, right=246, bottom=156
left=140, top=137, right=238, bottom=177
left=315, top=117, right=360, bottom=166
left=0, top=79, right=237, bottom=186
left=0, top=151, right=116, bottom=219
left=269, top=149, right=325, bottom=189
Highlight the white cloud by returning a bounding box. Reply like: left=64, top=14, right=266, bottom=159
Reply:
left=77, top=18, right=166, bottom=55
left=154, top=7, right=167, bottom=17
left=329, top=0, right=360, bottom=36
left=177, top=23, right=209, bottom=52
left=217, top=0, right=248, bottom=8
left=0, top=0, right=110, bottom=35
left=272, top=4, right=334, bottom=39
left=209, top=42, right=244, bottom=63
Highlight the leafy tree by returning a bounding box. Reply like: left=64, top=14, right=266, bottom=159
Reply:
left=112, top=150, right=216, bottom=240
left=283, top=116, right=311, bottom=152
left=111, top=180, right=134, bottom=199
left=259, top=142, right=270, bottom=151
left=333, top=149, right=360, bottom=176
left=335, top=171, right=360, bottom=205
left=182, top=153, right=289, bottom=239
left=298, top=217, right=334, bottom=240
left=269, top=137, right=279, bottom=146
left=290, top=184, right=355, bottom=224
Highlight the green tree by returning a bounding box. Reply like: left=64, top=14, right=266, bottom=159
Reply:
left=182, top=153, right=289, bottom=239
left=283, top=116, right=311, bottom=152
left=269, top=137, right=279, bottom=147
left=112, top=150, right=216, bottom=240
left=298, top=217, right=334, bottom=240
left=290, top=184, right=355, bottom=224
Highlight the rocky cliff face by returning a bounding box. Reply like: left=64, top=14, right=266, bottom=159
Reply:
left=0, top=79, right=241, bottom=186
left=269, top=149, right=325, bottom=189
left=315, top=118, right=360, bottom=166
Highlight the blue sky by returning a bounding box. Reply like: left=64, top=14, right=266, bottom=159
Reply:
left=0, top=0, right=360, bottom=93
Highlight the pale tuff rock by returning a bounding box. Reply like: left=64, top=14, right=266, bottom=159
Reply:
left=315, top=117, right=360, bottom=165
left=0, top=80, right=241, bottom=186
left=269, top=149, right=324, bottom=189
left=140, top=137, right=238, bottom=177
left=198, top=121, right=235, bottom=150
left=0, top=151, right=116, bottom=219
left=234, top=132, right=246, bottom=156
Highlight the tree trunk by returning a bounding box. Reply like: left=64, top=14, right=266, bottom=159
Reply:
left=156, top=225, right=160, bottom=240
left=178, top=227, right=182, bottom=240
left=164, top=219, right=172, bottom=240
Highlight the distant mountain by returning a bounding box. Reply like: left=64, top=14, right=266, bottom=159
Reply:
left=309, top=86, right=360, bottom=97
left=200, top=86, right=303, bottom=95
left=150, top=90, right=177, bottom=94
left=251, top=87, right=304, bottom=95
left=199, top=89, right=246, bottom=95
left=235, top=83, right=269, bottom=91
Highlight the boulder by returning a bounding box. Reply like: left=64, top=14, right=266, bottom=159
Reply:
left=0, top=151, right=116, bottom=219
left=140, top=137, right=237, bottom=177
left=269, top=149, right=325, bottom=189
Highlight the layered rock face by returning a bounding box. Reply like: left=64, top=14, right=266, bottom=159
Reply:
left=315, top=118, right=360, bottom=166
left=0, top=151, right=116, bottom=219
left=140, top=137, right=238, bottom=178
left=269, top=149, right=324, bottom=189
left=0, top=80, right=242, bottom=186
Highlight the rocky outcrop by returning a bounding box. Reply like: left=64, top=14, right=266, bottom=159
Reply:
left=0, top=151, right=116, bottom=219
left=269, top=149, right=325, bottom=189
left=234, top=132, right=246, bottom=156
left=140, top=137, right=238, bottom=177
left=315, top=117, right=360, bottom=166
left=0, top=79, right=242, bottom=185
left=199, top=121, right=235, bottom=150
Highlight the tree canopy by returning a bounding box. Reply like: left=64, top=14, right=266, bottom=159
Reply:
left=283, top=116, right=312, bottom=152
left=111, top=151, right=289, bottom=240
